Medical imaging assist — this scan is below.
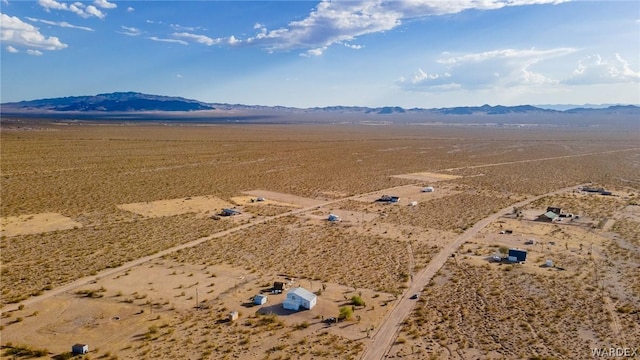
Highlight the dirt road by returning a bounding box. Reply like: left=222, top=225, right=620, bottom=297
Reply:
left=359, top=183, right=585, bottom=360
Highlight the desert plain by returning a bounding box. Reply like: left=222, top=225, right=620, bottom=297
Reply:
left=1, top=118, right=639, bottom=359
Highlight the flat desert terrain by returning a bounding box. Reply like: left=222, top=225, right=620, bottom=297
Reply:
left=1, top=121, right=638, bottom=359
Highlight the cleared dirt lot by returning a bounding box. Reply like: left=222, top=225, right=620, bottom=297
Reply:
left=1, top=123, right=638, bottom=359
left=0, top=213, right=83, bottom=237
left=117, top=195, right=234, bottom=218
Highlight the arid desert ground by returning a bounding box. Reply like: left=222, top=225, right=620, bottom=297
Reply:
left=1, top=119, right=639, bottom=359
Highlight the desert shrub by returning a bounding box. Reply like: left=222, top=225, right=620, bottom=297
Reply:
left=351, top=295, right=366, bottom=307
left=339, top=306, right=353, bottom=320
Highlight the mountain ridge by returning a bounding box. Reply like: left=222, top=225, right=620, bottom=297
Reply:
left=3, top=92, right=639, bottom=115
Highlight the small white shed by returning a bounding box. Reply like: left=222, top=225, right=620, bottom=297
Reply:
left=254, top=294, right=267, bottom=305
left=422, top=186, right=434, bottom=192
left=228, top=310, right=239, bottom=321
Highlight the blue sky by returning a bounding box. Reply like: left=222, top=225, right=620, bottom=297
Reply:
left=1, top=0, right=639, bottom=108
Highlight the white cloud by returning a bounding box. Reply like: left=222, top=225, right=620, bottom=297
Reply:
left=228, top=35, right=240, bottom=45
left=238, top=0, right=568, bottom=55
left=566, top=54, right=640, bottom=84
left=411, top=68, right=451, bottom=83
left=38, top=0, right=67, bottom=12
left=170, top=24, right=204, bottom=32
left=38, top=0, right=109, bottom=19
left=26, top=17, right=94, bottom=31
left=436, top=48, right=575, bottom=65
left=27, top=49, right=43, bottom=56
left=399, top=47, right=575, bottom=91
left=341, top=42, right=363, bottom=50
left=84, top=5, right=105, bottom=19
left=6, top=45, right=18, bottom=53
left=302, top=46, right=327, bottom=57
left=119, top=26, right=142, bottom=36
left=148, top=36, right=188, bottom=45
left=0, top=13, right=68, bottom=51
left=172, top=32, right=221, bottom=46
left=94, top=0, right=116, bottom=9
left=127, top=7, right=134, bottom=12
left=243, top=0, right=400, bottom=54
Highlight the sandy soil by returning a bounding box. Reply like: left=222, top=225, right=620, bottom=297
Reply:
left=242, top=190, right=326, bottom=208
left=1, top=124, right=638, bottom=360
left=384, top=197, right=640, bottom=359
left=391, top=171, right=463, bottom=182
left=0, top=213, right=83, bottom=237
left=230, top=195, right=300, bottom=208
left=1, top=258, right=397, bottom=358
left=350, top=184, right=458, bottom=205
left=117, top=195, right=234, bottom=218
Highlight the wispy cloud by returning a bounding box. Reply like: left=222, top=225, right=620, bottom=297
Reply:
left=566, top=54, right=640, bottom=84
left=172, top=32, right=221, bottom=46
left=38, top=0, right=114, bottom=19
left=170, top=24, right=205, bottom=32
left=398, top=48, right=639, bottom=93
left=119, top=26, right=142, bottom=36
left=236, top=0, right=569, bottom=55
left=0, top=13, right=68, bottom=51
left=26, top=17, right=94, bottom=31
left=6, top=45, right=19, bottom=53
left=341, top=42, right=363, bottom=50
left=27, top=49, right=43, bottom=56
left=148, top=36, right=188, bottom=45
left=399, top=48, right=576, bottom=91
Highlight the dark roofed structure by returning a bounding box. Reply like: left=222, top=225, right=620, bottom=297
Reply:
left=221, top=208, right=241, bottom=216
left=538, top=211, right=559, bottom=222
left=546, top=207, right=562, bottom=215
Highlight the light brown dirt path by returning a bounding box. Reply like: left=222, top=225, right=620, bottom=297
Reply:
left=359, top=183, right=586, bottom=360
left=603, top=295, right=624, bottom=343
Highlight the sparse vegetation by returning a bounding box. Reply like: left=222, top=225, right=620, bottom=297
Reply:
left=2, top=344, right=49, bottom=358
left=1, top=122, right=638, bottom=359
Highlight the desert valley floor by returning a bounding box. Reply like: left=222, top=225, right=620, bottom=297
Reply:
left=1, top=120, right=639, bottom=359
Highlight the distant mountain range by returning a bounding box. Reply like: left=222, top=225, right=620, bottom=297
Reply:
left=2, top=92, right=639, bottom=129
left=2, top=91, right=638, bottom=116
left=2, top=92, right=214, bottom=112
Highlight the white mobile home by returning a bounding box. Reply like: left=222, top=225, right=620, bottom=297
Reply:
left=282, top=287, right=317, bottom=311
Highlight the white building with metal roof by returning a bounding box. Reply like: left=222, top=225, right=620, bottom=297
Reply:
left=282, top=287, right=317, bottom=311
